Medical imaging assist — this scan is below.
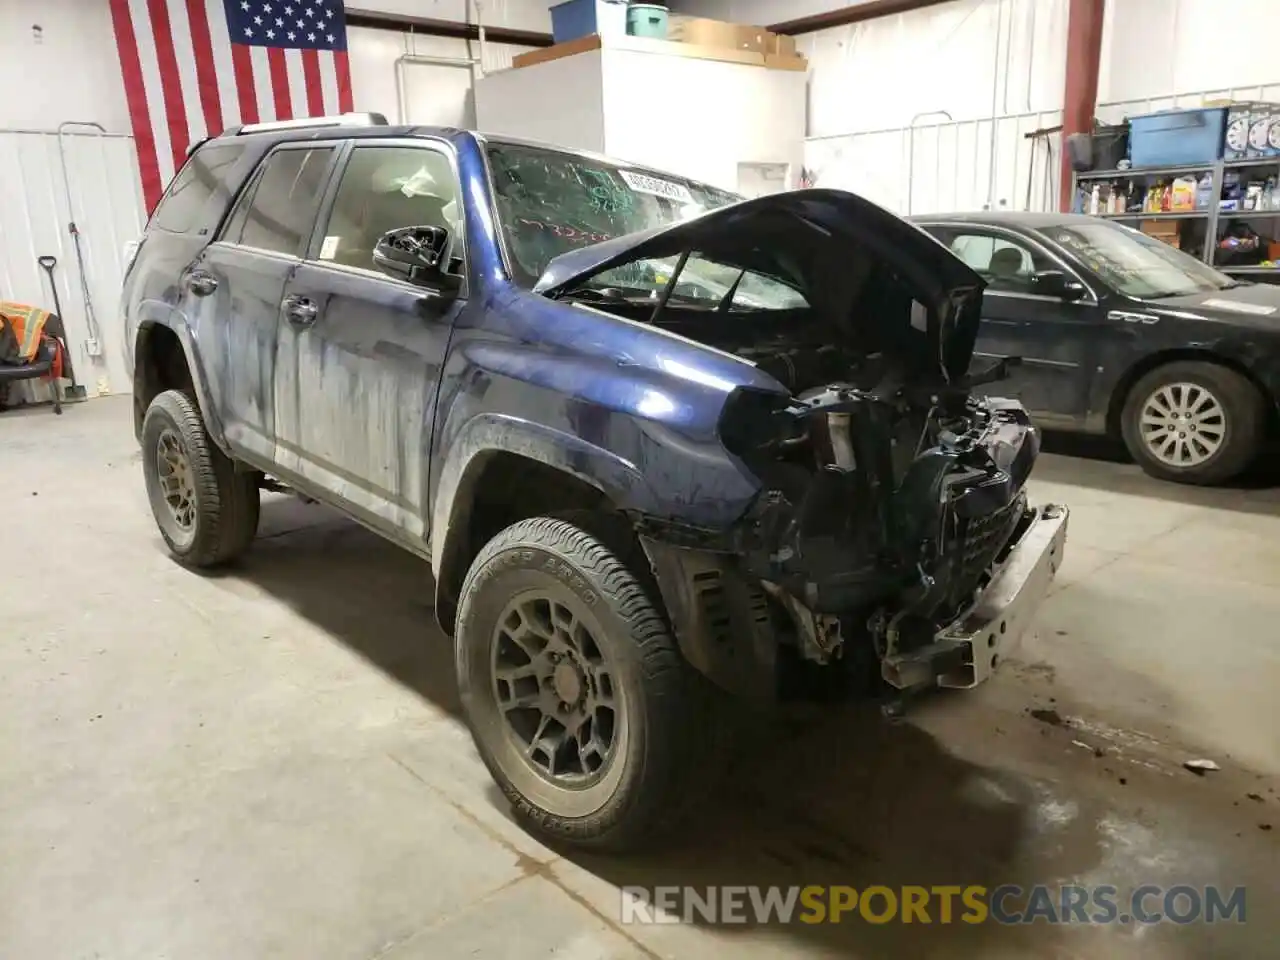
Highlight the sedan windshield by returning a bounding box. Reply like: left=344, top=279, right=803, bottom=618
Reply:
left=1038, top=220, right=1237, bottom=299
left=485, top=141, right=807, bottom=310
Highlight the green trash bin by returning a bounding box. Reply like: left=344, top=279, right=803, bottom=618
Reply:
left=627, top=3, right=668, bottom=39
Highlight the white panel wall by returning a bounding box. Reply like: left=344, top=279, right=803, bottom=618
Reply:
left=805, top=110, right=1063, bottom=215
left=796, top=0, right=1068, bottom=215
left=800, top=0, right=1069, bottom=138
left=1099, top=0, right=1280, bottom=105
left=0, top=131, right=146, bottom=397
left=0, top=0, right=541, bottom=398
left=677, top=0, right=1280, bottom=217
left=0, top=0, right=546, bottom=133
left=600, top=50, right=806, bottom=191
left=348, top=26, right=535, bottom=125
left=474, top=52, right=609, bottom=153
left=474, top=46, right=806, bottom=193
left=0, top=0, right=132, bottom=132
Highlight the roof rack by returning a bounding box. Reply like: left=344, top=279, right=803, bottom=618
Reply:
left=233, top=112, right=389, bottom=135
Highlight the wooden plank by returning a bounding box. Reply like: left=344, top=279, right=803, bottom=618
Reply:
left=512, top=34, right=603, bottom=69
left=510, top=34, right=806, bottom=71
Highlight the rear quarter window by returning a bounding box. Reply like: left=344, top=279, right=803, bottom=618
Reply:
left=152, top=143, right=248, bottom=235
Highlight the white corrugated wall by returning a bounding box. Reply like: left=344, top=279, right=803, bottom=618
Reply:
left=795, top=0, right=1280, bottom=216
left=804, top=110, right=1065, bottom=216
left=796, top=0, right=1070, bottom=215
left=0, top=128, right=145, bottom=400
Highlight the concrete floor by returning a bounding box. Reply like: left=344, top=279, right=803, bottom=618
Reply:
left=3, top=395, right=1278, bottom=959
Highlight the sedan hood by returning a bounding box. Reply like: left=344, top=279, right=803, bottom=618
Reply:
left=1146, top=282, right=1280, bottom=330
left=533, top=189, right=987, bottom=383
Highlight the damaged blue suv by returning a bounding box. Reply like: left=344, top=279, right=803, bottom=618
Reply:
left=123, top=114, right=1069, bottom=851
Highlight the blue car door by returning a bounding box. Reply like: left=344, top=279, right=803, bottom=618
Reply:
left=273, top=139, right=467, bottom=550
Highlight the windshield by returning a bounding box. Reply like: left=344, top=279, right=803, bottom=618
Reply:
left=1038, top=220, right=1237, bottom=299
left=485, top=141, right=807, bottom=310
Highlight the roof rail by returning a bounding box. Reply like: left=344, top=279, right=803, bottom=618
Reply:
left=234, top=112, right=389, bottom=135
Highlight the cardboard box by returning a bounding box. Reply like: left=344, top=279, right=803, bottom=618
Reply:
left=668, top=15, right=770, bottom=53
left=1140, top=220, right=1181, bottom=249
left=512, top=34, right=602, bottom=69
left=770, top=34, right=797, bottom=57
left=511, top=34, right=776, bottom=71
left=764, top=53, right=807, bottom=72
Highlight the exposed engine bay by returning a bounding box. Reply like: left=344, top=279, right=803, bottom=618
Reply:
left=566, top=294, right=1044, bottom=701
left=535, top=189, right=1068, bottom=707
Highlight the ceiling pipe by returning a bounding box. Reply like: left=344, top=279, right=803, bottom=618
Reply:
left=346, top=8, right=551, bottom=47
left=770, top=0, right=960, bottom=36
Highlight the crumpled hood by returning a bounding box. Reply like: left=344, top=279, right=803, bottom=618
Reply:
left=532, top=188, right=987, bottom=383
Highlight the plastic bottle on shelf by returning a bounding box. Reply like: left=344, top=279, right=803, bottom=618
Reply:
left=1265, top=177, right=1277, bottom=211
left=1089, top=183, right=1101, bottom=216
left=1195, top=172, right=1214, bottom=210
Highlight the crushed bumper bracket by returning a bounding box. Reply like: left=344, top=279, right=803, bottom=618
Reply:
left=882, top=503, right=1069, bottom=690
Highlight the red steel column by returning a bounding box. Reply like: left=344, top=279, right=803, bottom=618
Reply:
left=1058, top=0, right=1106, bottom=211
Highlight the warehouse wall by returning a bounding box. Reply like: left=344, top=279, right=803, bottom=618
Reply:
left=347, top=27, right=534, bottom=127
left=0, top=0, right=540, bottom=397
left=673, top=0, right=1280, bottom=216
left=800, top=0, right=1068, bottom=214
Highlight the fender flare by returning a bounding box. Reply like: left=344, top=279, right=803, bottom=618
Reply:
left=133, top=304, right=229, bottom=453
left=429, top=412, right=659, bottom=627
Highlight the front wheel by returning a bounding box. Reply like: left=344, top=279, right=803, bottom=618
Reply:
left=454, top=516, right=720, bottom=852
left=1120, top=362, right=1265, bottom=485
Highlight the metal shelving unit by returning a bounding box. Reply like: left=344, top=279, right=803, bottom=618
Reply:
left=1072, top=157, right=1280, bottom=279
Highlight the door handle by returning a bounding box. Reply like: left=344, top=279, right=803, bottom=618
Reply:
left=283, top=295, right=318, bottom=327
left=187, top=271, right=218, bottom=297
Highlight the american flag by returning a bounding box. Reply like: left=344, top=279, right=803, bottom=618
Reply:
left=108, top=0, right=354, bottom=213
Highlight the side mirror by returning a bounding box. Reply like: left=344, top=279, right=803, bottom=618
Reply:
left=372, top=225, right=459, bottom=291
left=1030, top=269, right=1087, bottom=302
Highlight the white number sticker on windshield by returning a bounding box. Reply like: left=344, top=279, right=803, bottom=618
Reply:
left=618, top=169, right=695, bottom=204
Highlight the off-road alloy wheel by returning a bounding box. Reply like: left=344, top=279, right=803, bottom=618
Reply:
left=141, top=389, right=260, bottom=567
left=1121, top=361, right=1264, bottom=485
left=455, top=516, right=720, bottom=852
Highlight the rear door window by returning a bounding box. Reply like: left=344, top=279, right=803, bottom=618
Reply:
left=220, top=146, right=335, bottom=256
left=152, top=143, right=246, bottom=234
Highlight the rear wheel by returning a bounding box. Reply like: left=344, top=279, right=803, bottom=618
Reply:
left=141, top=389, right=260, bottom=567
left=1120, top=361, right=1264, bottom=485
left=454, top=516, right=721, bottom=852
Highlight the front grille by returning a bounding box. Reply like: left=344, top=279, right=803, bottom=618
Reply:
left=941, top=490, right=1028, bottom=615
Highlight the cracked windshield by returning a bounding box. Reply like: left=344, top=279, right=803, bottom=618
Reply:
left=486, top=142, right=807, bottom=310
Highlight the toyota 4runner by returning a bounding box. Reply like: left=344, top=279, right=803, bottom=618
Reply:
left=123, top=114, right=1069, bottom=851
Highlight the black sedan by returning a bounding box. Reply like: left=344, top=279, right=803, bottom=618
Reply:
left=911, top=212, right=1280, bottom=485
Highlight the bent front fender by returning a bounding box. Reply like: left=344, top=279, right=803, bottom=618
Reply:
left=429, top=412, right=662, bottom=618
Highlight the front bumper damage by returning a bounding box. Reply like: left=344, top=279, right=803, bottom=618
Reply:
left=881, top=503, right=1069, bottom=690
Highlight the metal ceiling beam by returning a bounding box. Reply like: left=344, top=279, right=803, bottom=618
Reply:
left=769, top=0, right=960, bottom=36
left=344, top=8, right=555, bottom=47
